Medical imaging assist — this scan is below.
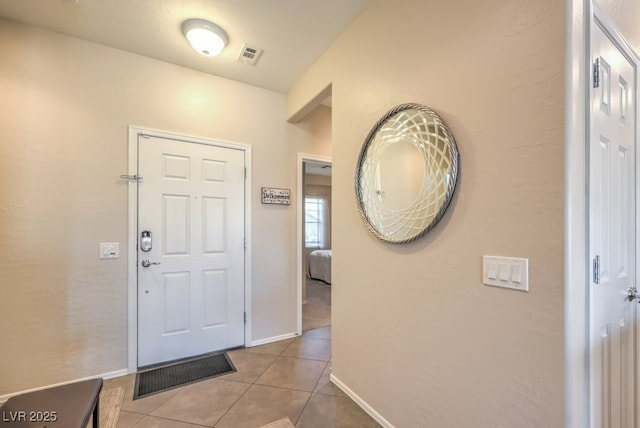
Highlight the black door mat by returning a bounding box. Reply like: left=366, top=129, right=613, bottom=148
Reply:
left=134, top=352, right=236, bottom=400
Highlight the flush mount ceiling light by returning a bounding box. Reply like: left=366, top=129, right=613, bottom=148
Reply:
left=182, top=18, right=228, bottom=57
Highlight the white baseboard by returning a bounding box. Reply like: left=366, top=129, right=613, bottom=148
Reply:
left=249, top=332, right=299, bottom=347
left=329, top=374, right=394, bottom=428
left=0, top=368, right=129, bottom=404
left=102, top=368, right=130, bottom=380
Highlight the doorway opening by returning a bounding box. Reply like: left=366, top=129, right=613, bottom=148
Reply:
left=296, top=154, right=332, bottom=334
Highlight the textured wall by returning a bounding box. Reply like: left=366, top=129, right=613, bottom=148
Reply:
left=598, top=0, right=640, bottom=50
left=0, top=19, right=330, bottom=395
left=288, top=0, right=565, bottom=426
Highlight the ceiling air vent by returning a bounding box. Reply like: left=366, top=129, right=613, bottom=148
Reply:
left=237, top=44, right=263, bottom=66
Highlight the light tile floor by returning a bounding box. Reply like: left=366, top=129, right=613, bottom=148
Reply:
left=302, top=279, right=331, bottom=332
left=104, top=327, right=380, bottom=428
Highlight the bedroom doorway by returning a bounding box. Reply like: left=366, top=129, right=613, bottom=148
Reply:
left=296, top=154, right=332, bottom=334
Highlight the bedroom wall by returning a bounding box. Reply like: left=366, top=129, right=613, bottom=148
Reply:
left=288, top=0, right=565, bottom=426
left=0, top=19, right=329, bottom=395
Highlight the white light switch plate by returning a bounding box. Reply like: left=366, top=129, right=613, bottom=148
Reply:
left=483, top=255, right=529, bottom=292
left=100, top=242, right=120, bottom=259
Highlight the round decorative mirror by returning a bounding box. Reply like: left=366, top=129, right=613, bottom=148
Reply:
left=355, top=103, right=460, bottom=244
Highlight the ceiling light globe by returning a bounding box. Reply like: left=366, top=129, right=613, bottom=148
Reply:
left=182, top=19, right=228, bottom=57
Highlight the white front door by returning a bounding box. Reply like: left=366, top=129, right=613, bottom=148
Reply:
left=589, top=21, right=637, bottom=428
left=137, top=134, right=246, bottom=367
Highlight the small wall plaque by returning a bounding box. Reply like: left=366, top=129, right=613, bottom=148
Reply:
left=261, top=187, right=291, bottom=205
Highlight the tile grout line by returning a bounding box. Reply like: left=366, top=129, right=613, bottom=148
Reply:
left=133, top=412, right=213, bottom=428
left=294, top=326, right=333, bottom=425
left=283, top=327, right=332, bottom=426
left=292, top=360, right=332, bottom=426
left=212, top=342, right=290, bottom=427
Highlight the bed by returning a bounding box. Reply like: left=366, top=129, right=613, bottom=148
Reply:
left=307, top=249, right=332, bottom=284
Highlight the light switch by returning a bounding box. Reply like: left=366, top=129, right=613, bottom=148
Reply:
left=99, top=242, right=120, bottom=259
left=511, top=265, right=522, bottom=283
left=482, top=255, right=529, bottom=292
left=487, top=263, right=498, bottom=280
left=498, top=263, right=509, bottom=281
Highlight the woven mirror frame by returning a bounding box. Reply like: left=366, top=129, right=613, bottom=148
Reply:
left=355, top=103, right=460, bottom=244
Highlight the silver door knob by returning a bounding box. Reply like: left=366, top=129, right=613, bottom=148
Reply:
left=141, top=259, right=161, bottom=268
left=626, top=287, right=638, bottom=302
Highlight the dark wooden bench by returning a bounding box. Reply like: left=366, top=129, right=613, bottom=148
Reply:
left=0, top=378, right=103, bottom=427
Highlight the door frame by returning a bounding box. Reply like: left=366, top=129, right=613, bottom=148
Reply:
left=126, top=126, right=252, bottom=373
left=566, top=2, right=640, bottom=426
left=296, top=152, right=332, bottom=334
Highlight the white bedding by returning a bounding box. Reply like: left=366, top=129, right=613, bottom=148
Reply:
left=308, top=249, right=331, bottom=284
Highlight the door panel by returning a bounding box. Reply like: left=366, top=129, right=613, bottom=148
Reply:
left=589, top=22, right=636, bottom=428
left=163, top=272, right=190, bottom=334
left=203, top=269, right=228, bottom=327
left=163, top=195, right=190, bottom=255
left=203, top=197, right=226, bottom=252
left=137, top=135, right=245, bottom=367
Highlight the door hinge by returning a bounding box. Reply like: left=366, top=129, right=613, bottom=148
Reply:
left=593, top=58, right=600, bottom=88
left=244, top=167, right=247, bottom=179
left=593, top=255, right=600, bottom=284
left=244, top=312, right=247, bottom=323
left=244, top=238, right=247, bottom=250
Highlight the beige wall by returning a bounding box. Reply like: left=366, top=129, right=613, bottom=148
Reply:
left=0, top=19, right=330, bottom=395
left=289, top=0, right=565, bottom=426
left=305, top=173, right=331, bottom=187
left=598, top=0, right=640, bottom=49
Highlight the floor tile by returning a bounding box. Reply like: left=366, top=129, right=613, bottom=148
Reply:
left=296, top=393, right=381, bottom=428
left=119, top=379, right=180, bottom=415
left=224, top=349, right=277, bottom=383
left=215, top=384, right=310, bottom=428
left=282, top=336, right=331, bottom=361
left=116, top=411, right=145, bottom=428
left=303, top=279, right=331, bottom=331
left=313, top=364, right=346, bottom=397
left=255, top=356, right=326, bottom=392
left=99, top=292, right=339, bottom=427
left=150, top=377, right=250, bottom=426
left=128, top=415, right=207, bottom=428
left=303, top=326, right=331, bottom=340
left=245, top=338, right=296, bottom=356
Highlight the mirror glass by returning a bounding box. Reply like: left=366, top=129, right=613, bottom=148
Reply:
left=355, top=103, right=459, bottom=243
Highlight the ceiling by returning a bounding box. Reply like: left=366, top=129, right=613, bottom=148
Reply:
left=306, top=161, right=332, bottom=177
left=0, top=0, right=369, bottom=94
